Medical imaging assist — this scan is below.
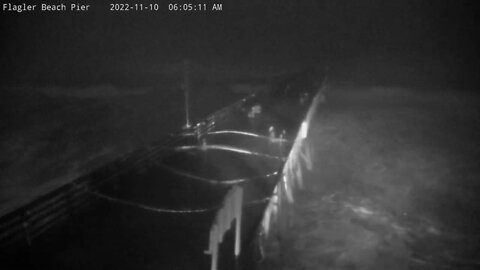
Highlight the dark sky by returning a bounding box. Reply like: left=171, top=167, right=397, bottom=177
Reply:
left=0, top=0, right=478, bottom=86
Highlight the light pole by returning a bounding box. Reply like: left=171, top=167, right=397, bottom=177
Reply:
left=182, top=59, right=191, bottom=129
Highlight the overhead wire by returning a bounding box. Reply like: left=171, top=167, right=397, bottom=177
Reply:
left=74, top=183, right=272, bottom=215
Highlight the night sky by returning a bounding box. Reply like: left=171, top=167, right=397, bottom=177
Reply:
left=0, top=0, right=479, bottom=87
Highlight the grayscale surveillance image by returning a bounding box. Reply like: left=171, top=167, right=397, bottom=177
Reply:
left=1, top=1, right=479, bottom=269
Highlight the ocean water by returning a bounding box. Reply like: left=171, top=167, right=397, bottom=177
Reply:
left=260, top=85, right=480, bottom=270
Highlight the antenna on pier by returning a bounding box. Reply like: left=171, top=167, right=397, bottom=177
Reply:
left=182, top=59, right=192, bottom=130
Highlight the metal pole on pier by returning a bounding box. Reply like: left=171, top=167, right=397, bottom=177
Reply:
left=183, top=59, right=192, bottom=129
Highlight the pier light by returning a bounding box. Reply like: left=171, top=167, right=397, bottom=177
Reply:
left=300, top=121, right=309, bottom=139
